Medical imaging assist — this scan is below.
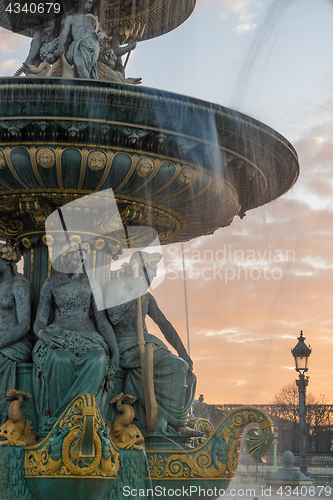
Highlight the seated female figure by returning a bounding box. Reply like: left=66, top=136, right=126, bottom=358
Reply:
left=105, top=252, right=196, bottom=435
left=0, top=244, right=31, bottom=425
left=32, top=241, right=119, bottom=428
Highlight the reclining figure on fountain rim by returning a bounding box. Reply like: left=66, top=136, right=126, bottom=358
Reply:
left=32, top=241, right=119, bottom=430
left=105, top=251, right=199, bottom=437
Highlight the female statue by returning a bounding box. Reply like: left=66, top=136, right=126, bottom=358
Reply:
left=32, top=241, right=119, bottom=427
left=105, top=252, right=198, bottom=436
left=0, top=244, right=31, bottom=425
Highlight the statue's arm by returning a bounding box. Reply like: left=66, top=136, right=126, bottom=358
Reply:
left=111, top=38, right=137, bottom=57
left=91, top=281, right=119, bottom=370
left=147, top=294, right=193, bottom=375
left=97, top=23, right=107, bottom=43
left=0, top=277, right=31, bottom=349
left=58, top=17, right=72, bottom=55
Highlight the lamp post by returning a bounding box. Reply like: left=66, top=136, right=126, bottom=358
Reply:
left=291, top=331, right=311, bottom=475
left=273, top=426, right=279, bottom=472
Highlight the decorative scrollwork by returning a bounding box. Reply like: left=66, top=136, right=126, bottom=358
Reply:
left=62, top=428, right=102, bottom=476
left=146, top=407, right=273, bottom=480
left=0, top=217, right=23, bottom=237
left=24, top=394, right=119, bottom=479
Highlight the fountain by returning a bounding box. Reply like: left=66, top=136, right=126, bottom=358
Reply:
left=0, top=1, right=299, bottom=499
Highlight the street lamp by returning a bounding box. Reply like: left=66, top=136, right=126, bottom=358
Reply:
left=291, top=331, right=311, bottom=475
left=273, top=426, right=279, bottom=472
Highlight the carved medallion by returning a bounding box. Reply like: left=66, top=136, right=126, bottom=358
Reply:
left=36, top=148, right=55, bottom=169
left=136, top=157, right=155, bottom=177
left=88, top=151, right=107, bottom=171
left=177, top=167, right=193, bottom=185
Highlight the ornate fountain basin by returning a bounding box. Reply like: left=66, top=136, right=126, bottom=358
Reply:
left=0, top=78, right=299, bottom=246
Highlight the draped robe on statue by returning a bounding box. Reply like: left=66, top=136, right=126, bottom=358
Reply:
left=0, top=273, right=31, bottom=425
left=0, top=333, right=31, bottom=425
left=108, top=292, right=196, bottom=430
left=32, top=273, right=115, bottom=425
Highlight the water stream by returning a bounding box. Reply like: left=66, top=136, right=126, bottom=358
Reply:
left=140, top=444, right=155, bottom=500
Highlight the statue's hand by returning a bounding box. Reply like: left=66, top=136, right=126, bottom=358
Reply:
left=97, top=31, right=107, bottom=43
left=128, top=40, right=137, bottom=50
left=39, top=330, right=66, bottom=349
left=110, top=351, right=120, bottom=371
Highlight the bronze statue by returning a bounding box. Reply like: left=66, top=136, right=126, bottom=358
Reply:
left=105, top=252, right=199, bottom=436
left=109, top=27, right=137, bottom=76
left=0, top=244, right=31, bottom=426
left=32, top=241, right=119, bottom=427
left=58, top=0, right=106, bottom=79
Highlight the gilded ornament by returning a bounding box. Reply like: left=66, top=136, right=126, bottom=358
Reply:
left=0, top=389, right=36, bottom=446
left=0, top=150, right=5, bottom=169
left=136, top=157, right=155, bottom=177
left=108, top=393, right=144, bottom=450
left=88, top=151, right=107, bottom=171
left=0, top=217, right=23, bottom=237
left=60, top=241, right=91, bottom=263
left=94, top=238, right=105, bottom=250
left=24, top=394, right=120, bottom=479
left=193, top=418, right=214, bottom=437
left=69, top=234, right=82, bottom=243
left=221, top=426, right=233, bottom=445
left=42, top=234, right=54, bottom=246
left=62, top=428, right=102, bottom=476
left=0, top=243, right=21, bottom=262
left=146, top=407, right=273, bottom=480
left=22, top=238, right=32, bottom=249
left=177, top=167, right=193, bottom=186
left=36, top=147, right=55, bottom=169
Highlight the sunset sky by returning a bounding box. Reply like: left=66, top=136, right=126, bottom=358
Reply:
left=2, top=0, right=333, bottom=404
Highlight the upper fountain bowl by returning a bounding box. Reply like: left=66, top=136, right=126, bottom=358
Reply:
left=0, top=78, right=299, bottom=245
left=0, top=0, right=196, bottom=40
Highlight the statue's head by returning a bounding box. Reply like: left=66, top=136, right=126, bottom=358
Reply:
left=0, top=243, right=21, bottom=275
left=60, top=241, right=91, bottom=273
left=78, top=0, right=93, bottom=14
left=130, top=251, right=162, bottom=283
left=40, top=43, right=58, bottom=65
